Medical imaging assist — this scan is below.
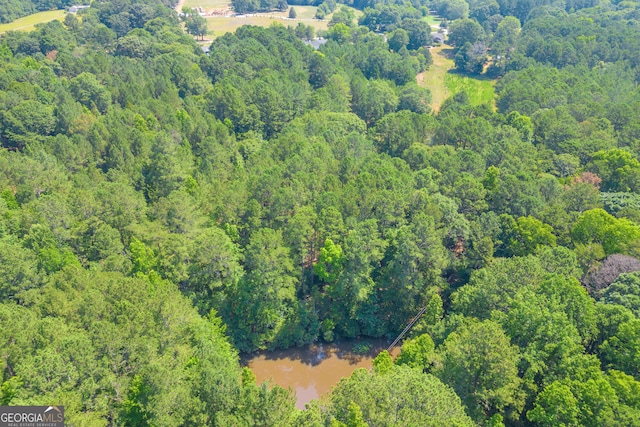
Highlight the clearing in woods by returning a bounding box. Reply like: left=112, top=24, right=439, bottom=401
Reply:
left=0, top=10, right=66, bottom=34
left=418, top=45, right=496, bottom=112
left=178, top=0, right=363, bottom=38
left=204, top=5, right=361, bottom=36
left=184, top=0, right=229, bottom=9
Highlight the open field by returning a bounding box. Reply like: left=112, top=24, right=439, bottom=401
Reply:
left=417, top=45, right=495, bottom=111
left=207, top=14, right=328, bottom=36
left=205, top=5, right=361, bottom=36
left=287, top=5, right=323, bottom=19
left=0, top=10, right=66, bottom=34
left=184, top=0, right=230, bottom=10
left=445, top=72, right=495, bottom=106
left=423, top=14, right=442, bottom=28
left=417, top=46, right=455, bottom=112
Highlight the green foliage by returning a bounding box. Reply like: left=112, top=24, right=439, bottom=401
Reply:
left=351, top=78, right=399, bottom=125
left=395, top=333, right=435, bottom=370
left=327, top=365, right=475, bottom=426
left=434, top=320, right=523, bottom=421
left=330, top=6, right=355, bottom=27
left=0, top=189, right=18, bottom=210
left=432, top=0, right=469, bottom=20
left=226, top=228, right=299, bottom=351
left=314, top=238, right=345, bottom=284
left=454, top=41, right=488, bottom=74
left=602, top=272, right=640, bottom=317
left=345, top=401, right=367, bottom=427
left=129, top=237, right=156, bottom=275
left=237, top=374, right=297, bottom=426
left=443, top=73, right=495, bottom=106
left=448, top=19, right=485, bottom=47
left=183, top=11, right=208, bottom=40
left=600, top=319, right=640, bottom=380
left=0, top=377, right=21, bottom=406
left=451, top=255, right=547, bottom=318
left=371, top=350, right=392, bottom=374
left=68, top=72, right=111, bottom=113
left=0, top=0, right=78, bottom=24
left=572, top=209, right=640, bottom=256
left=397, top=83, right=432, bottom=114
left=587, top=149, right=640, bottom=193
left=0, top=268, right=248, bottom=425
left=120, top=374, right=150, bottom=426
left=1, top=100, right=56, bottom=148
left=0, top=236, right=39, bottom=299
left=401, top=18, right=431, bottom=50
left=388, top=28, right=408, bottom=52
left=527, top=382, right=580, bottom=426
left=505, top=110, right=533, bottom=142
left=3, top=2, right=640, bottom=424
left=370, top=110, right=435, bottom=157
left=502, top=215, right=557, bottom=257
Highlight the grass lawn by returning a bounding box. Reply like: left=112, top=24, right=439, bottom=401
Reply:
left=207, top=14, right=329, bottom=36
left=206, top=5, right=337, bottom=37
left=287, top=6, right=320, bottom=19
left=0, top=10, right=66, bottom=34
left=417, top=45, right=495, bottom=112
left=183, top=0, right=230, bottom=10
left=423, top=14, right=442, bottom=28
left=199, top=0, right=362, bottom=37
left=444, top=72, right=495, bottom=106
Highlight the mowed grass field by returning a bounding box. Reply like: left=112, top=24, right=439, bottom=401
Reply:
left=206, top=5, right=361, bottom=36
left=423, top=14, right=442, bottom=28
left=445, top=72, right=495, bottom=105
left=207, top=16, right=326, bottom=37
left=184, top=0, right=229, bottom=9
left=0, top=10, right=66, bottom=34
left=418, top=45, right=496, bottom=111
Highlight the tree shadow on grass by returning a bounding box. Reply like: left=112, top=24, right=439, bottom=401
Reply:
left=438, top=47, right=456, bottom=60
left=446, top=67, right=497, bottom=82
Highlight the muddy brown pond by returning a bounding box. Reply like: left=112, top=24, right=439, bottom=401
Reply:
left=243, top=340, right=400, bottom=409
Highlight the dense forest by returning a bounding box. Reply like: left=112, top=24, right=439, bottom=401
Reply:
left=2, top=0, right=640, bottom=424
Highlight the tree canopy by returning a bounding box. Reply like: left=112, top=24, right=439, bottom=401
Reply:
left=2, top=0, right=640, bottom=424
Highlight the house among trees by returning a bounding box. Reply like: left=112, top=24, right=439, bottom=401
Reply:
left=432, top=32, right=445, bottom=44
left=303, top=37, right=327, bottom=49
left=68, top=5, right=90, bottom=13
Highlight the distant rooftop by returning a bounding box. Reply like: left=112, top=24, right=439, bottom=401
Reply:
left=68, top=5, right=90, bottom=13
left=432, top=32, right=445, bottom=43
left=303, top=38, right=327, bottom=50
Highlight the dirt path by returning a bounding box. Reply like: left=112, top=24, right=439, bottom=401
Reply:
left=417, top=45, right=455, bottom=113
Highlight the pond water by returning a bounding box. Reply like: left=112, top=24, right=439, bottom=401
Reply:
left=243, top=340, right=400, bottom=409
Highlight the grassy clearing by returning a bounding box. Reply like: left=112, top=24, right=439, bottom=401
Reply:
left=200, top=1, right=361, bottom=36
left=0, top=10, right=66, bottom=34
left=417, top=45, right=496, bottom=111
left=444, top=72, right=495, bottom=106
left=184, top=0, right=230, bottom=9
left=290, top=6, right=321, bottom=19
left=207, top=13, right=328, bottom=36
left=423, top=14, right=442, bottom=28
left=417, top=46, right=454, bottom=112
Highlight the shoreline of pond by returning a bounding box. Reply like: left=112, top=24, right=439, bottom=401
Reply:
left=241, top=338, right=400, bottom=409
